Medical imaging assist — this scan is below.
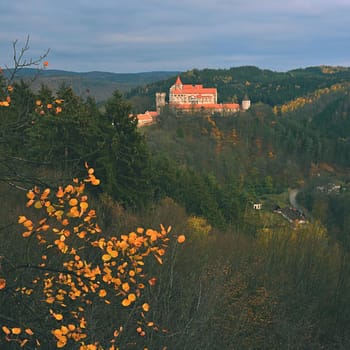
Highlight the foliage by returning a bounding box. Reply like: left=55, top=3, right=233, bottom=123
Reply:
left=0, top=166, right=185, bottom=349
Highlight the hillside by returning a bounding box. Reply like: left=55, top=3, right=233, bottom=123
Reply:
left=7, top=68, right=180, bottom=102
left=127, top=65, right=350, bottom=111
left=2, top=65, right=350, bottom=349
left=141, top=80, right=350, bottom=243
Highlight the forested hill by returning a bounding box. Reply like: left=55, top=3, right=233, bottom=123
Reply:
left=7, top=68, right=180, bottom=102
left=126, top=65, right=350, bottom=111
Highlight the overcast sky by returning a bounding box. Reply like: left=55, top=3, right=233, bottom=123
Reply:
left=1, top=0, right=349, bottom=73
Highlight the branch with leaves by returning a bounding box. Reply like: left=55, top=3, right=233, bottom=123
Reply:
left=0, top=164, right=185, bottom=349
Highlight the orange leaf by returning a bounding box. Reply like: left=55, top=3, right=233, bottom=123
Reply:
left=122, top=282, right=130, bottom=292
left=80, top=201, right=88, bottom=210
left=177, top=235, right=186, bottom=243
left=121, top=298, right=131, bottom=307
left=148, top=277, right=157, bottom=286
left=20, top=338, right=29, bottom=347
left=46, top=296, right=55, bottom=304
left=12, top=327, right=21, bottom=335
left=69, top=198, right=78, bottom=206
left=2, top=326, right=10, bottom=334
left=0, top=278, right=6, bottom=289
left=128, top=293, right=136, bottom=302
left=53, top=313, right=63, bottom=321
left=142, top=303, right=150, bottom=312
left=25, top=328, right=34, bottom=335
left=99, top=289, right=107, bottom=297
left=26, top=191, right=35, bottom=200
left=18, top=216, right=27, bottom=224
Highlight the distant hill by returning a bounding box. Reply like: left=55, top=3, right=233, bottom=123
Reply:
left=7, top=68, right=180, bottom=103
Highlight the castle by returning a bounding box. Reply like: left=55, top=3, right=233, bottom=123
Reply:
left=156, top=76, right=250, bottom=114
left=136, top=76, right=250, bottom=126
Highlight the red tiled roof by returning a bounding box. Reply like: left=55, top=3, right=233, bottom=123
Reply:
left=137, top=114, right=153, bottom=121
left=175, top=76, right=182, bottom=85
left=169, top=103, right=240, bottom=110
left=171, top=85, right=217, bottom=95
left=171, top=76, right=217, bottom=95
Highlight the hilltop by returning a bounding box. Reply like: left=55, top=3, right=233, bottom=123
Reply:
left=7, top=68, right=180, bottom=102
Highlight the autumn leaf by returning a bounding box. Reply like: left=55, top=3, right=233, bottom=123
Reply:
left=25, top=328, right=34, bottom=335
left=102, top=254, right=112, bottom=262
left=53, top=313, right=63, bottom=321
left=142, top=303, right=150, bottom=312
left=122, top=298, right=131, bottom=307
left=12, top=327, right=22, bottom=335
left=2, top=326, right=10, bottom=335
left=177, top=235, right=186, bottom=243
left=99, top=289, right=107, bottom=297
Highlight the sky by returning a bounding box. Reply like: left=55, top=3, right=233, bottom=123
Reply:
left=1, top=0, right=350, bottom=74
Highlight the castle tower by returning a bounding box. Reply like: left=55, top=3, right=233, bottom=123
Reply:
left=156, top=92, right=166, bottom=114
left=174, top=76, right=183, bottom=90
left=241, top=94, right=251, bottom=111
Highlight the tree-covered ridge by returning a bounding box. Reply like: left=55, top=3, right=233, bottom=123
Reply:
left=126, top=65, right=350, bottom=111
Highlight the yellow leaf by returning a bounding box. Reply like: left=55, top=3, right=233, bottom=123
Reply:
left=47, top=205, right=56, bottom=214
left=34, top=201, right=42, bottom=209
left=102, top=254, right=112, bottom=262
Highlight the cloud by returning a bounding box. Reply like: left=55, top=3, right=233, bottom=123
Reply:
left=0, top=0, right=349, bottom=72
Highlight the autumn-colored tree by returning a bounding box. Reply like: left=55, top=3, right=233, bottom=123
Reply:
left=0, top=165, right=185, bottom=349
